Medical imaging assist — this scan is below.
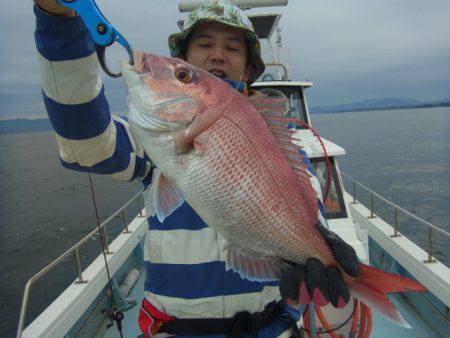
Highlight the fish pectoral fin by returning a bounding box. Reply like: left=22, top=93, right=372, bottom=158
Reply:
left=226, top=246, right=289, bottom=282
left=149, top=169, right=185, bottom=222
left=173, top=103, right=227, bottom=153
left=172, top=128, right=193, bottom=154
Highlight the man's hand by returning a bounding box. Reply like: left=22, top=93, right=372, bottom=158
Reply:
left=280, top=224, right=360, bottom=308
left=35, top=0, right=76, bottom=17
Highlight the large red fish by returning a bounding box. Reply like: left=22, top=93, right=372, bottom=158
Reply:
left=120, top=51, right=425, bottom=326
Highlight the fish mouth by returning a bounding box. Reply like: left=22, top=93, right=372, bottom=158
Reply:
left=120, top=60, right=142, bottom=88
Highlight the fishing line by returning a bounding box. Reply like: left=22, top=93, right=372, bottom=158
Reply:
left=236, top=73, right=243, bottom=90
left=236, top=73, right=244, bottom=91
left=87, top=173, right=124, bottom=338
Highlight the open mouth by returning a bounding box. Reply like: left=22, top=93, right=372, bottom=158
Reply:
left=209, top=69, right=227, bottom=78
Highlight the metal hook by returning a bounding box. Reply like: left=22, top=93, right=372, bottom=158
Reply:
left=95, top=30, right=134, bottom=78
left=58, top=0, right=134, bottom=78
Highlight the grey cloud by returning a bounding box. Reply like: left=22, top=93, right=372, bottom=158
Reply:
left=1, top=0, right=449, bottom=117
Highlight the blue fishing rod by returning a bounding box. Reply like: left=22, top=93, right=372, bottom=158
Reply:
left=58, top=0, right=134, bottom=77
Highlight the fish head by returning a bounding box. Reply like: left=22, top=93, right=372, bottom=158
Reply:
left=120, top=50, right=234, bottom=131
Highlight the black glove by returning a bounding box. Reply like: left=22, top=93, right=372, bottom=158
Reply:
left=315, top=223, right=360, bottom=277
left=280, top=259, right=350, bottom=308
left=279, top=224, right=360, bottom=308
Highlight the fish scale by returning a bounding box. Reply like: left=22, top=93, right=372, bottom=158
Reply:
left=177, top=103, right=333, bottom=265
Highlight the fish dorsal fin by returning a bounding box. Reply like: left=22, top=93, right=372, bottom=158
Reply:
left=249, top=95, right=311, bottom=182
left=226, top=245, right=289, bottom=282
left=149, top=169, right=185, bottom=222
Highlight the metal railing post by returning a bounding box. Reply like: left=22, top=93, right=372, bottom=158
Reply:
left=100, top=226, right=112, bottom=255
left=390, top=207, right=401, bottom=238
left=123, top=209, right=131, bottom=234
left=74, top=248, right=87, bottom=284
left=423, top=227, right=436, bottom=263
left=367, top=193, right=376, bottom=218
left=350, top=182, right=357, bottom=204
left=137, top=195, right=144, bottom=217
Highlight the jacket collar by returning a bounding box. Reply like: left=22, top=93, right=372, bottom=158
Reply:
left=221, top=78, right=248, bottom=97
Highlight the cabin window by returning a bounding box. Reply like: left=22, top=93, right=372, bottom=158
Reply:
left=311, top=158, right=347, bottom=219
left=256, top=87, right=307, bottom=122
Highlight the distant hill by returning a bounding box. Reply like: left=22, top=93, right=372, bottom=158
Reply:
left=1, top=99, right=449, bottom=135
left=0, top=118, right=52, bottom=135
left=311, top=97, right=450, bottom=114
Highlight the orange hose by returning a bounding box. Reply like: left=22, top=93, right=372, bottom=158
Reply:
left=362, top=304, right=373, bottom=338
left=304, top=305, right=311, bottom=338
left=314, top=306, right=339, bottom=338
left=357, top=303, right=367, bottom=338
left=350, top=300, right=360, bottom=336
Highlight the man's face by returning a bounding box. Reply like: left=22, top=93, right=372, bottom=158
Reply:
left=185, top=21, right=252, bottom=82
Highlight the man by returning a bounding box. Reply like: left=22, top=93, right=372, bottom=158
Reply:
left=33, top=0, right=359, bottom=336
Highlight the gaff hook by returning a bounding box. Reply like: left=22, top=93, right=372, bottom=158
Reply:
left=58, top=0, right=134, bottom=78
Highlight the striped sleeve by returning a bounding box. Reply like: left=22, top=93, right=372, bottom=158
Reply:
left=34, top=5, right=151, bottom=181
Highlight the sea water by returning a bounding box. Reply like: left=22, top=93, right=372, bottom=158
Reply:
left=1, top=107, right=449, bottom=336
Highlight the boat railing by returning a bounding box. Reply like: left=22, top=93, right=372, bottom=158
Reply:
left=264, top=63, right=289, bottom=81
left=341, top=171, right=449, bottom=264
left=16, top=189, right=145, bottom=338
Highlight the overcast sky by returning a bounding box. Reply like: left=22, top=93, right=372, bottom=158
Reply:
left=1, top=0, right=450, bottom=119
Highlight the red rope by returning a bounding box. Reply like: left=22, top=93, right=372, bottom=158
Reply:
left=292, top=119, right=332, bottom=202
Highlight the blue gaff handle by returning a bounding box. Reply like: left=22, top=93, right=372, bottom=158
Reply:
left=58, top=0, right=134, bottom=76
left=58, top=0, right=115, bottom=46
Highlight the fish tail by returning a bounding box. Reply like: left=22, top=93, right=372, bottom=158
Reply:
left=346, top=263, right=426, bottom=328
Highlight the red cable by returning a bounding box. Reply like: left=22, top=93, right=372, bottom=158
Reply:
left=268, top=116, right=332, bottom=202
left=350, top=300, right=360, bottom=336
left=362, top=304, right=373, bottom=338
left=292, top=119, right=332, bottom=202
left=315, top=306, right=339, bottom=338
left=304, top=305, right=312, bottom=338
left=357, top=303, right=368, bottom=338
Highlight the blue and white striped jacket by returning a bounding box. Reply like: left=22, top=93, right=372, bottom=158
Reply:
left=34, top=6, right=305, bottom=336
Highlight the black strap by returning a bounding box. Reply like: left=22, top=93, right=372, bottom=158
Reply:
left=159, top=301, right=286, bottom=337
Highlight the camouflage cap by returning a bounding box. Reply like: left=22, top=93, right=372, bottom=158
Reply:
left=168, top=0, right=264, bottom=84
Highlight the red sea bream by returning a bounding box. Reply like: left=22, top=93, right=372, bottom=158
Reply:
left=120, top=51, right=425, bottom=326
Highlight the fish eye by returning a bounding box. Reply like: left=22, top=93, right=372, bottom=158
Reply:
left=175, top=66, right=193, bottom=84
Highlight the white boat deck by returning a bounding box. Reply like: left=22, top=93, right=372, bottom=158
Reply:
left=98, top=271, right=434, bottom=338
left=100, top=270, right=145, bottom=338
left=371, top=297, right=434, bottom=338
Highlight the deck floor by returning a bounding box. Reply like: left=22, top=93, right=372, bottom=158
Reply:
left=102, top=270, right=145, bottom=338
left=101, top=272, right=434, bottom=338
left=371, top=296, right=434, bottom=338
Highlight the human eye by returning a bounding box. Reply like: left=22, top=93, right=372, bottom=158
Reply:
left=194, top=38, right=211, bottom=48
left=226, top=46, right=239, bottom=52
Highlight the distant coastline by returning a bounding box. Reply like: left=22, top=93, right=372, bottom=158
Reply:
left=311, top=101, right=450, bottom=114
left=1, top=103, right=449, bottom=135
